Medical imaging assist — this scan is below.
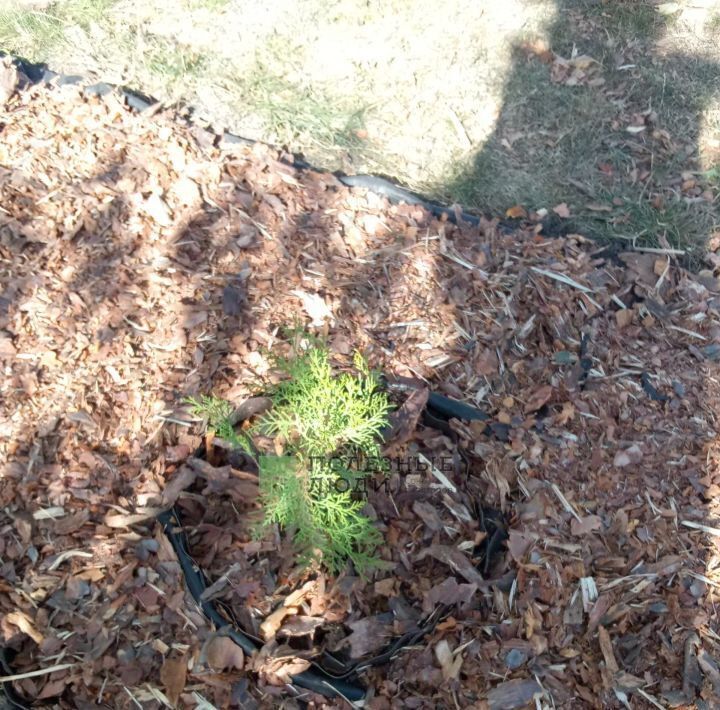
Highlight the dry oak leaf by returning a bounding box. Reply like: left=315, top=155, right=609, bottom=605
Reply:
left=160, top=655, right=187, bottom=706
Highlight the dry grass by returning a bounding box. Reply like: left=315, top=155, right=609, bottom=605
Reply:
left=0, top=0, right=718, bottom=249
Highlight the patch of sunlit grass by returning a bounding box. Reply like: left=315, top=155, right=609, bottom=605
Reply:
left=224, top=63, right=369, bottom=154
left=144, top=39, right=205, bottom=85
left=0, top=0, right=116, bottom=61
left=0, top=7, right=63, bottom=59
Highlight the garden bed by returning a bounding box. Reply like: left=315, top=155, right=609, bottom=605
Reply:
left=1, top=74, right=720, bottom=708
left=161, top=366, right=509, bottom=703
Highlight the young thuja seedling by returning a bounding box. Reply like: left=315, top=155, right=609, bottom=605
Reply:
left=186, top=342, right=392, bottom=575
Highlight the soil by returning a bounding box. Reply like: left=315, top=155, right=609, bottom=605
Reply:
left=1, top=76, right=720, bottom=709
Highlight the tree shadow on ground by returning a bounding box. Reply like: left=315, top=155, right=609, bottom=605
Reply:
left=0, top=89, right=480, bottom=706
left=444, top=0, right=720, bottom=255
left=3, top=66, right=720, bottom=708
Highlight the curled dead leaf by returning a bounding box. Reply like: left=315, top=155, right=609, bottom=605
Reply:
left=435, top=639, right=463, bottom=680
left=5, top=611, right=44, bottom=644
left=251, top=643, right=311, bottom=685
left=204, top=635, right=245, bottom=672
left=260, top=606, right=298, bottom=642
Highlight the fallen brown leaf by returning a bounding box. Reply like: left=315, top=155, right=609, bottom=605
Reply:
left=383, top=386, right=429, bottom=452
left=5, top=611, right=44, bottom=644
left=524, top=384, right=553, bottom=413
left=487, top=678, right=543, bottom=709
left=161, top=464, right=196, bottom=507
left=570, top=515, right=602, bottom=536
left=342, top=615, right=394, bottom=658
left=204, top=635, right=245, bottom=672
left=423, top=577, right=477, bottom=613
left=435, top=639, right=463, bottom=680
left=552, top=202, right=571, bottom=218
left=160, top=655, right=187, bottom=706
left=416, top=545, right=488, bottom=588
left=505, top=205, right=528, bottom=219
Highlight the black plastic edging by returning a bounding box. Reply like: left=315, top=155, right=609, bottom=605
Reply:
left=158, top=385, right=493, bottom=703
left=158, top=509, right=365, bottom=702
left=3, top=52, right=483, bottom=228
left=0, top=52, right=498, bottom=705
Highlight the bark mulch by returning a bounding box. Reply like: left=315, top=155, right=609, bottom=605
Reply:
left=1, top=74, right=720, bottom=709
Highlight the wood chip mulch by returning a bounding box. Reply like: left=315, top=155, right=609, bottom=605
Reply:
left=2, top=80, right=720, bottom=709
